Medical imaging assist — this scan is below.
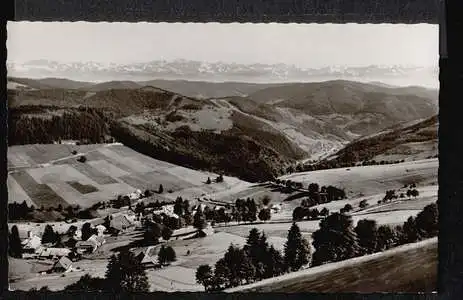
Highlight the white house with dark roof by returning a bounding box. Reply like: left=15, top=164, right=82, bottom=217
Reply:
left=53, top=256, right=73, bottom=273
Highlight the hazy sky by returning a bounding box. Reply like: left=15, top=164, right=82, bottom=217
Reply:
left=7, top=22, right=438, bottom=68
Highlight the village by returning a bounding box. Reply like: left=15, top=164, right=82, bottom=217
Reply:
left=8, top=180, right=287, bottom=286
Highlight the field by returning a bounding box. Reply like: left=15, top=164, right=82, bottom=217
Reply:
left=7, top=143, right=252, bottom=209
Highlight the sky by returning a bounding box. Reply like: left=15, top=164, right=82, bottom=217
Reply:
left=7, top=22, right=438, bottom=68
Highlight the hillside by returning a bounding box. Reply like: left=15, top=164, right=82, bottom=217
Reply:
left=226, top=237, right=437, bottom=293
left=319, top=115, right=438, bottom=168
left=7, top=77, right=438, bottom=180
left=7, top=143, right=252, bottom=210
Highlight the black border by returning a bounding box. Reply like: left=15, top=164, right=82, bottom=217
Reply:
left=2, top=0, right=461, bottom=298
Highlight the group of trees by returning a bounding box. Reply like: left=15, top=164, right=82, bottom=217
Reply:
left=380, top=186, right=420, bottom=204
left=8, top=201, right=101, bottom=223
left=206, top=174, right=224, bottom=184
left=66, top=250, right=150, bottom=292
left=311, top=203, right=438, bottom=266
left=232, top=198, right=258, bottom=223
left=8, top=201, right=34, bottom=220
left=195, top=223, right=311, bottom=291
left=293, top=206, right=329, bottom=221
left=9, top=106, right=112, bottom=145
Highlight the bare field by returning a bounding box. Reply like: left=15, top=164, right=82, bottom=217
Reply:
left=8, top=144, right=251, bottom=208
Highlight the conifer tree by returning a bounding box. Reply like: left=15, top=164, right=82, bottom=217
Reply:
left=312, top=212, right=358, bottom=266
left=284, top=222, right=311, bottom=272
left=9, top=225, right=23, bottom=258
left=42, top=224, right=58, bottom=244
left=196, top=264, right=213, bottom=291
left=355, top=219, right=378, bottom=255
left=105, top=250, right=149, bottom=292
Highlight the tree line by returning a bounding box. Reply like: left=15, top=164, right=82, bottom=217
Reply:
left=9, top=106, right=112, bottom=145
left=311, top=202, right=438, bottom=266
left=195, top=223, right=310, bottom=291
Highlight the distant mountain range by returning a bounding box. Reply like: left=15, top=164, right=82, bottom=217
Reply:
left=7, top=59, right=438, bottom=88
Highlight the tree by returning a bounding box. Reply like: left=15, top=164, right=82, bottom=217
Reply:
left=308, top=183, right=320, bottom=194
left=406, top=189, right=412, bottom=198
left=105, top=250, right=150, bottom=292
left=144, top=222, right=162, bottom=244
left=65, top=274, right=105, bottom=291
left=400, top=216, right=421, bottom=244
left=162, top=226, right=173, bottom=241
left=415, top=203, right=438, bottom=238
left=196, top=264, right=213, bottom=291
left=376, top=225, right=398, bottom=252
left=193, top=208, right=207, bottom=230
left=320, top=207, right=329, bottom=217
left=9, top=225, right=23, bottom=258
left=134, top=202, right=145, bottom=215
left=67, top=225, right=78, bottom=237
left=284, top=223, right=311, bottom=272
left=158, top=245, right=168, bottom=266
left=411, top=189, right=420, bottom=198
left=42, top=224, right=58, bottom=244
left=355, top=219, right=378, bottom=255
left=340, top=203, right=353, bottom=214
left=258, top=208, right=271, bottom=222
left=359, top=200, right=369, bottom=209
left=174, top=197, right=184, bottom=216
left=213, top=258, right=231, bottom=290
left=77, top=155, right=87, bottom=163
left=216, top=174, right=224, bottom=183
left=221, top=244, right=256, bottom=286
left=165, top=246, right=177, bottom=263
left=158, top=184, right=164, bottom=194
left=266, top=245, right=285, bottom=277
left=262, top=195, right=271, bottom=206
left=312, top=213, right=359, bottom=266
left=81, top=222, right=93, bottom=241
left=292, top=207, right=305, bottom=221
left=243, top=229, right=270, bottom=280
left=206, top=177, right=212, bottom=184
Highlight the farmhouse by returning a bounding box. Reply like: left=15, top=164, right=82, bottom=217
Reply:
left=22, top=235, right=42, bottom=251
left=137, top=246, right=159, bottom=268
left=110, top=214, right=133, bottom=232
left=87, top=234, right=106, bottom=247
left=271, top=204, right=282, bottom=213
left=198, top=225, right=214, bottom=237
left=36, top=247, right=71, bottom=259
left=52, top=256, right=73, bottom=273
left=76, top=239, right=98, bottom=254
left=95, top=225, right=107, bottom=236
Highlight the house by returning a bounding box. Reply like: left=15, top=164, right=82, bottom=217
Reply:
left=136, top=246, right=159, bottom=268
left=271, top=204, right=282, bottom=213
left=22, top=235, right=42, bottom=251
left=37, top=247, right=71, bottom=259
left=87, top=234, right=105, bottom=247
left=198, top=225, right=214, bottom=237
left=95, top=225, right=106, bottom=236
left=110, top=214, right=133, bottom=232
left=76, top=239, right=98, bottom=254
left=52, top=256, right=73, bottom=273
